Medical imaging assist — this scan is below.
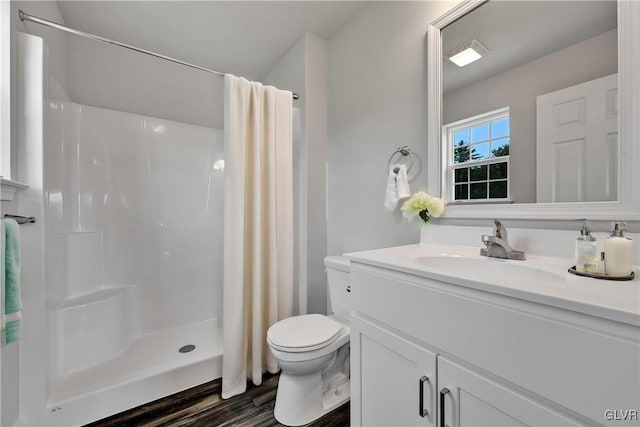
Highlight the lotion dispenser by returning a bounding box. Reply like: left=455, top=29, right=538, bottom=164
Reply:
left=575, top=221, right=597, bottom=273
left=604, top=222, right=633, bottom=277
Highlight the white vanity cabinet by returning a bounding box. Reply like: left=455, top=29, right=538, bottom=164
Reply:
left=352, top=314, right=574, bottom=427
left=352, top=315, right=437, bottom=426
left=349, top=259, right=640, bottom=427
left=437, top=356, right=574, bottom=426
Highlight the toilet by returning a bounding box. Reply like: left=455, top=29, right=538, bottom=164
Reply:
left=267, top=255, right=351, bottom=426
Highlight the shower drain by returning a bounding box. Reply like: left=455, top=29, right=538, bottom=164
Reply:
left=179, top=344, right=196, bottom=353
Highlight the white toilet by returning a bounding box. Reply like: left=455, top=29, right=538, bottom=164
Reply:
left=267, top=255, right=351, bottom=426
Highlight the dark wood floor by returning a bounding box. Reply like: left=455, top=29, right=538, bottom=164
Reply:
left=85, top=374, right=349, bottom=427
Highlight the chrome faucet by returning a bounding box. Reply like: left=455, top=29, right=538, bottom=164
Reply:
left=480, top=219, right=526, bottom=260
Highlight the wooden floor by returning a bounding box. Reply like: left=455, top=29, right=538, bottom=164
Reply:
left=85, top=374, right=349, bottom=427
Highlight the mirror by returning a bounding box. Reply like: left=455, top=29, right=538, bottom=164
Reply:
left=443, top=1, right=617, bottom=204
left=426, top=0, right=640, bottom=220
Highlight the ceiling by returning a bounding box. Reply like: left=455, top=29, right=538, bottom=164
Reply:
left=442, top=1, right=617, bottom=94
left=57, top=1, right=367, bottom=81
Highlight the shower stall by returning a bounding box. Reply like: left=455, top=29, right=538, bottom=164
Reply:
left=16, top=8, right=303, bottom=423
left=41, top=99, right=224, bottom=425
left=17, top=30, right=226, bottom=427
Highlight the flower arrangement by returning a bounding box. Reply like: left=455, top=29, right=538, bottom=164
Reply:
left=400, top=192, right=445, bottom=225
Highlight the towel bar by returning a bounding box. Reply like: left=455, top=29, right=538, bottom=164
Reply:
left=3, top=214, right=36, bottom=224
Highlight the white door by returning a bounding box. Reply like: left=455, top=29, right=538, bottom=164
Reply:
left=536, top=73, right=618, bottom=203
left=438, top=356, right=576, bottom=427
left=351, top=314, right=437, bottom=426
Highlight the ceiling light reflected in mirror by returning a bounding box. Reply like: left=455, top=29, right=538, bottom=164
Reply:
left=446, top=39, right=488, bottom=67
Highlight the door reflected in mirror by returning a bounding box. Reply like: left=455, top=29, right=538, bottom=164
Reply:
left=441, top=1, right=617, bottom=204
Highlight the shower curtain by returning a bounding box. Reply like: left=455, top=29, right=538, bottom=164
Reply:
left=221, top=75, right=294, bottom=399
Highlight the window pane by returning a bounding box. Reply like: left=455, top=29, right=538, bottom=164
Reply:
left=454, top=168, right=468, bottom=183
left=454, top=143, right=471, bottom=164
left=489, top=180, right=508, bottom=198
left=455, top=184, right=468, bottom=200
left=491, top=118, right=509, bottom=138
left=471, top=124, right=489, bottom=143
left=489, top=162, right=508, bottom=180
left=491, top=138, right=510, bottom=157
left=473, top=142, right=489, bottom=160
left=454, top=129, right=470, bottom=145
left=469, top=164, right=487, bottom=181
left=470, top=182, right=487, bottom=199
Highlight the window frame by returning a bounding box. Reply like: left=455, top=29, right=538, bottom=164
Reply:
left=442, top=107, right=511, bottom=204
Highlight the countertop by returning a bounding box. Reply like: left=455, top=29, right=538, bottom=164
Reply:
left=346, top=244, right=640, bottom=327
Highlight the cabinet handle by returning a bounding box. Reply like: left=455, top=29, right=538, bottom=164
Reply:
left=440, top=387, right=450, bottom=427
left=419, top=375, right=429, bottom=417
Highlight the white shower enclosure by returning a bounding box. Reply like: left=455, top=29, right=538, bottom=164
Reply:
left=17, top=31, right=301, bottom=426
left=42, top=98, right=225, bottom=425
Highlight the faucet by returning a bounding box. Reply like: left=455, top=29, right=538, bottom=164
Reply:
left=480, top=219, right=526, bottom=260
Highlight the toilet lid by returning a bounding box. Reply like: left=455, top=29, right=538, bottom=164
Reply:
left=268, top=314, right=342, bottom=352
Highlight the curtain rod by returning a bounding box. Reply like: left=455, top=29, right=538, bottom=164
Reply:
left=18, top=9, right=300, bottom=101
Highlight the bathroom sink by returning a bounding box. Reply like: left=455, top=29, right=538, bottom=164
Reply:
left=411, top=256, right=566, bottom=284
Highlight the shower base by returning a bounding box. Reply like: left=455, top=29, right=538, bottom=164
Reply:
left=45, top=318, right=223, bottom=427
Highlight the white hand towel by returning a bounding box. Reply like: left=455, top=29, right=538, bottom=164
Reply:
left=384, top=168, right=399, bottom=211
left=396, top=164, right=411, bottom=200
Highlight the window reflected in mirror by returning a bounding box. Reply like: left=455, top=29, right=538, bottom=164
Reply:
left=447, top=107, right=510, bottom=202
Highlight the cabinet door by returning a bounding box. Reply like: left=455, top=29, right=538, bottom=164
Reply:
left=351, top=314, right=437, bottom=426
left=437, top=356, right=576, bottom=427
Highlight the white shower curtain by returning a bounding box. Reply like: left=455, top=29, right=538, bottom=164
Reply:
left=221, top=75, right=294, bottom=399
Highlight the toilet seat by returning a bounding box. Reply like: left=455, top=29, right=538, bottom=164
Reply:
left=268, top=314, right=343, bottom=353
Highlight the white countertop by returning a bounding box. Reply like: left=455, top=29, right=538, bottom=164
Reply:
left=346, top=244, right=640, bottom=327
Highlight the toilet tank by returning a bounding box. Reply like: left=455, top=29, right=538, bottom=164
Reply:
left=324, top=256, right=351, bottom=323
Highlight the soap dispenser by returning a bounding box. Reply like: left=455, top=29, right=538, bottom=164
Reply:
left=604, top=222, right=633, bottom=277
left=575, top=222, right=597, bottom=273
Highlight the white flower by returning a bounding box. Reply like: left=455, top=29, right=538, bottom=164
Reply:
left=400, top=192, right=431, bottom=215
left=400, top=191, right=446, bottom=223
left=424, top=197, right=445, bottom=218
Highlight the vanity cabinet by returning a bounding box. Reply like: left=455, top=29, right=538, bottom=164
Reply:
left=349, top=261, right=640, bottom=426
left=437, top=356, right=574, bottom=426
left=352, top=315, right=437, bottom=426
left=352, top=314, right=574, bottom=427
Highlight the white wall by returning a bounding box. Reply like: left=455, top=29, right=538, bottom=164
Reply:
left=443, top=30, right=617, bottom=204
left=264, top=33, right=329, bottom=315
left=264, top=35, right=306, bottom=315
left=1, top=0, right=11, bottom=178
left=327, top=1, right=457, bottom=255
left=67, top=35, right=223, bottom=129
left=303, top=35, right=328, bottom=314
left=0, top=343, right=19, bottom=427
left=17, top=3, right=226, bottom=131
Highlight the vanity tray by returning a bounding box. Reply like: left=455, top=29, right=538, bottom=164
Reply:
left=568, top=266, right=635, bottom=281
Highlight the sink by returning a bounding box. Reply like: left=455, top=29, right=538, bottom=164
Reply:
left=411, top=256, right=566, bottom=284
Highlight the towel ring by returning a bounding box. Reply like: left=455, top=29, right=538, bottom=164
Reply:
left=386, top=145, right=415, bottom=175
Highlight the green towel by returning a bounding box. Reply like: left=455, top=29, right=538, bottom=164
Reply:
left=3, top=218, right=21, bottom=344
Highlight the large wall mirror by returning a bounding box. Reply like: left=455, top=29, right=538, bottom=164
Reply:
left=426, top=0, right=639, bottom=220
